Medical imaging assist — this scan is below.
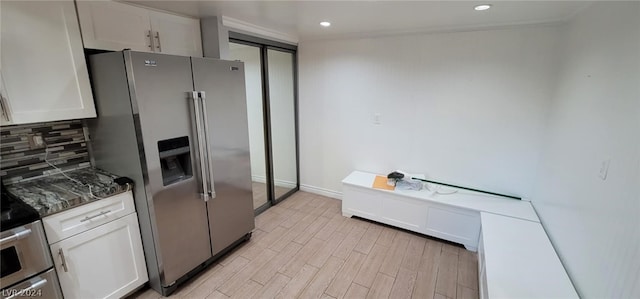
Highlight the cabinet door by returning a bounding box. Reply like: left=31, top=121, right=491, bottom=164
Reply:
left=76, top=1, right=152, bottom=52
left=424, top=204, right=480, bottom=250
left=342, top=186, right=382, bottom=219
left=1, top=0, right=96, bottom=125
left=477, top=230, right=486, bottom=298
left=149, top=11, right=202, bottom=57
left=51, top=213, right=148, bottom=299
left=380, top=194, right=429, bottom=233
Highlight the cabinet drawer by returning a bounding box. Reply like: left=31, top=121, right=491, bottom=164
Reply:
left=43, top=192, right=135, bottom=244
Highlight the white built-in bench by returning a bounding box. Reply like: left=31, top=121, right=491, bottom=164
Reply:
left=342, top=171, right=578, bottom=299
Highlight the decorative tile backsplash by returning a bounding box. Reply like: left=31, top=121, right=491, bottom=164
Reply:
left=1, top=120, right=91, bottom=184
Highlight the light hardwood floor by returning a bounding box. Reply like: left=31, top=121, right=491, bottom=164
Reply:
left=128, top=191, right=479, bottom=299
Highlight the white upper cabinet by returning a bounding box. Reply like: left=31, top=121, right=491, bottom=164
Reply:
left=148, top=10, right=203, bottom=57
left=77, top=1, right=203, bottom=57
left=0, top=0, right=97, bottom=125
left=76, top=1, right=153, bottom=52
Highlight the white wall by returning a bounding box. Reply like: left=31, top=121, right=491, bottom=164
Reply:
left=531, top=2, right=640, bottom=298
left=298, top=25, right=562, bottom=198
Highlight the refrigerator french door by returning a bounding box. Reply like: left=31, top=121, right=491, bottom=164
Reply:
left=191, top=58, right=254, bottom=255
left=87, top=51, right=254, bottom=296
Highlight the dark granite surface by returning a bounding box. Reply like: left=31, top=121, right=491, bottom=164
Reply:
left=5, top=167, right=130, bottom=217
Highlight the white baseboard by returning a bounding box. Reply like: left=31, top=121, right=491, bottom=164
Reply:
left=252, top=175, right=297, bottom=188
left=300, top=184, right=343, bottom=200
left=252, top=175, right=267, bottom=183
left=275, top=179, right=296, bottom=189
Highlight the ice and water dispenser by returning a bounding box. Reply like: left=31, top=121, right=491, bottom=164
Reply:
left=158, top=136, right=193, bottom=186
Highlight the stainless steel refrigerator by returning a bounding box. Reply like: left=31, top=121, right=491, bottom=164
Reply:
left=87, top=51, right=255, bottom=296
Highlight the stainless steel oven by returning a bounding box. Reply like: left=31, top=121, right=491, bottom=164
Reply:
left=1, top=221, right=50, bottom=286
left=0, top=220, right=62, bottom=299
left=1, top=269, right=61, bottom=299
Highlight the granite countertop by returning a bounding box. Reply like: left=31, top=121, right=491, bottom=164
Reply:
left=5, top=167, right=130, bottom=217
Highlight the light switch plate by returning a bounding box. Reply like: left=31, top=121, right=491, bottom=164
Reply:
left=373, top=113, right=381, bottom=125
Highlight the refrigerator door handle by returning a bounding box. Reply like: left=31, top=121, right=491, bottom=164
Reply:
left=192, top=91, right=210, bottom=201
left=198, top=91, right=216, bottom=199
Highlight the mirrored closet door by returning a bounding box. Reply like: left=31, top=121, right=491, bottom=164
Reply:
left=229, top=34, right=298, bottom=214
left=267, top=49, right=297, bottom=200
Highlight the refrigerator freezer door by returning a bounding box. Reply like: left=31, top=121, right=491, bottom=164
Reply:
left=125, top=52, right=212, bottom=285
left=191, top=58, right=256, bottom=255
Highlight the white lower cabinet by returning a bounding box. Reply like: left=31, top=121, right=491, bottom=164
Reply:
left=478, top=213, right=578, bottom=298
left=50, top=213, right=147, bottom=299
left=342, top=184, right=481, bottom=251
left=424, top=204, right=480, bottom=251
left=380, top=193, right=429, bottom=232
left=342, top=187, right=382, bottom=219
left=45, top=192, right=147, bottom=299
left=477, top=232, right=488, bottom=299
left=479, top=265, right=488, bottom=299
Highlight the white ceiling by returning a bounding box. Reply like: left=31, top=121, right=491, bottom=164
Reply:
left=126, top=1, right=592, bottom=41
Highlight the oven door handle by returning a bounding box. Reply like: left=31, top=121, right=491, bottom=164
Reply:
left=5, top=277, right=48, bottom=299
left=0, top=228, right=32, bottom=246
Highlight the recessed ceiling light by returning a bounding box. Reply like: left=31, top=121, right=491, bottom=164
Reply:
left=320, top=21, right=331, bottom=27
left=474, top=4, right=492, bottom=11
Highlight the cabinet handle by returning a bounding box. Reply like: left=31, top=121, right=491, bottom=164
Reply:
left=80, top=210, right=111, bottom=222
left=154, top=31, right=162, bottom=52
left=147, top=30, right=154, bottom=50
left=0, top=93, right=11, bottom=122
left=58, top=248, right=68, bottom=272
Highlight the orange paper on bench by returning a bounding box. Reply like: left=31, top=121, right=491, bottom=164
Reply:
left=372, top=175, right=395, bottom=190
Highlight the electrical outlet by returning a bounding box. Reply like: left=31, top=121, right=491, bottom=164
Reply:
left=599, top=158, right=611, bottom=180
left=28, top=133, right=45, bottom=149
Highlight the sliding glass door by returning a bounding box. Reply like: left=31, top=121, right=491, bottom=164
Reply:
left=267, top=49, right=297, bottom=200
left=229, top=35, right=298, bottom=213
left=228, top=43, right=269, bottom=210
